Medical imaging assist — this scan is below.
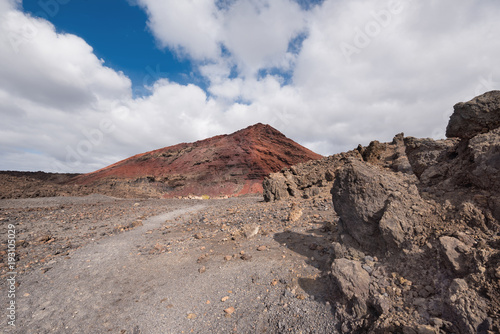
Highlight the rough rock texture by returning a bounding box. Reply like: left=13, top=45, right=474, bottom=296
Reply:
left=263, top=133, right=412, bottom=202
left=265, top=91, right=500, bottom=333
left=446, top=90, right=500, bottom=139
left=439, top=236, right=471, bottom=276
left=330, top=258, right=371, bottom=317
left=331, top=159, right=427, bottom=254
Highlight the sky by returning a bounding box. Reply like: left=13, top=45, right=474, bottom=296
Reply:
left=0, top=0, right=499, bottom=173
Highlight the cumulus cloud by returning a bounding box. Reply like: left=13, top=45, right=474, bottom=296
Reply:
left=1, top=0, right=500, bottom=173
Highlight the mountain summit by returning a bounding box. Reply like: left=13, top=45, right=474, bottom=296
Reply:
left=72, top=123, right=322, bottom=198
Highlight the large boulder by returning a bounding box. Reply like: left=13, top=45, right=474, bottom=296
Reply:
left=446, top=90, right=500, bottom=139
left=331, top=159, right=425, bottom=253
left=330, top=258, right=371, bottom=317
left=262, top=174, right=290, bottom=202
left=466, top=127, right=500, bottom=191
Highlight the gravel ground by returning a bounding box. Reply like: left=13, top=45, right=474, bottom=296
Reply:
left=1, top=194, right=340, bottom=333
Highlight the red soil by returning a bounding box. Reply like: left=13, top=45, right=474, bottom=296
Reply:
left=72, top=123, right=322, bottom=197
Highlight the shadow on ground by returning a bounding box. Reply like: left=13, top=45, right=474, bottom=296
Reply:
left=273, top=222, right=335, bottom=305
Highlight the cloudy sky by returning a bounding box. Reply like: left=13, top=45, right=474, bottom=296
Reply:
left=1, top=0, right=499, bottom=173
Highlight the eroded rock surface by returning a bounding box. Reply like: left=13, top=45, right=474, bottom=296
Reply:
left=264, top=91, right=500, bottom=333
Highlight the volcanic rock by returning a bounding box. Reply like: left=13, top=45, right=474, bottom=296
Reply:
left=264, top=91, right=500, bottom=333
left=439, top=236, right=471, bottom=275
left=331, top=158, right=426, bottom=254
left=72, top=123, right=322, bottom=198
left=446, top=90, right=500, bottom=139
left=330, top=258, right=370, bottom=317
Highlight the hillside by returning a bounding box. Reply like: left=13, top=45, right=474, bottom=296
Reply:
left=70, top=123, right=322, bottom=198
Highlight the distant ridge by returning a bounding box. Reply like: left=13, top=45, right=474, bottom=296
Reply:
left=71, top=123, right=323, bottom=198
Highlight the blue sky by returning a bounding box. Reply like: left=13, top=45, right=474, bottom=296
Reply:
left=22, top=0, right=195, bottom=95
left=1, top=0, right=499, bottom=172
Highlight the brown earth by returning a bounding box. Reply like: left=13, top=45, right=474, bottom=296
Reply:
left=71, top=123, right=322, bottom=198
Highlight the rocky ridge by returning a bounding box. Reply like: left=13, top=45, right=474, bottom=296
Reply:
left=264, top=91, right=500, bottom=333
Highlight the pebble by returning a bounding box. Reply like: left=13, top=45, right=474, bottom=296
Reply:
left=362, top=264, right=373, bottom=274
left=221, top=296, right=229, bottom=302
left=224, top=307, right=235, bottom=314
left=198, top=266, right=206, bottom=274
left=187, top=313, right=196, bottom=319
left=257, top=245, right=267, bottom=251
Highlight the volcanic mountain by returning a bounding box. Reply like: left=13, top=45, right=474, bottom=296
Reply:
left=72, top=123, right=322, bottom=198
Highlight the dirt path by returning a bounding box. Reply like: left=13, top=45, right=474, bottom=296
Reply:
left=2, top=196, right=338, bottom=334
left=10, top=204, right=205, bottom=333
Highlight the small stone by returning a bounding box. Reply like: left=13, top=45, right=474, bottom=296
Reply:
left=416, top=324, right=438, bottom=334
left=240, top=254, right=252, bottom=261
left=296, top=294, right=307, bottom=300
left=224, top=255, right=232, bottom=261
left=430, top=318, right=443, bottom=327
left=362, top=264, right=373, bottom=274
left=194, top=233, right=203, bottom=239
left=187, top=313, right=196, bottom=319
left=224, top=307, right=235, bottom=314
left=221, top=296, right=229, bottom=302
left=198, top=266, right=206, bottom=274
left=257, top=245, right=267, bottom=251
left=271, top=279, right=278, bottom=286
left=495, top=266, right=500, bottom=279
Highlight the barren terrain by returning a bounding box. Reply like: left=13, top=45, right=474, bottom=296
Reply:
left=1, top=194, right=340, bottom=333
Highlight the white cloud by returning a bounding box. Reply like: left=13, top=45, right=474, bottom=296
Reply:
left=221, top=0, right=306, bottom=75
left=137, top=0, right=222, bottom=60
left=1, top=0, right=500, bottom=173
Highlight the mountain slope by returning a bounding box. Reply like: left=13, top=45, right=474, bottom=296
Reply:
left=72, top=123, right=322, bottom=198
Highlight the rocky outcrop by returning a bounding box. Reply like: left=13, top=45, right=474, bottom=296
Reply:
left=328, top=92, right=500, bottom=333
left=265, top=92, right=500, bottom=333
left=331, top=159, right=428, bottom=254
left=263, top=133, right=412, bottom=202
left=446, top=90, right=500, bottom=139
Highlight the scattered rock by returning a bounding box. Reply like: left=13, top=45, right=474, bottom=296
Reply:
left=240, top=254, right=252, bottom=261
left=223, top=307, right=235, bottom=315
left=287, top=202, right=303, bottom=222
left=241, top=223, right=259, bottom=239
